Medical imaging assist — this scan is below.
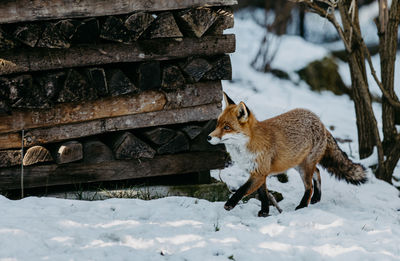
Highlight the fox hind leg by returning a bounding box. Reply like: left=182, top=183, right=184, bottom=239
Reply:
left=295, top=163, right=315, bottom=210
left=311, top=168, right=321, bottom=204
left=257, top=182, right=270, bottom=217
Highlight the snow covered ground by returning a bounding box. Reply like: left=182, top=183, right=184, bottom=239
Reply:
left=1, top=8, right=400, bottom=261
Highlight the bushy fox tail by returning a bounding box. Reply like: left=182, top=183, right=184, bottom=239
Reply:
left=319, top=131, right=367, bottom=185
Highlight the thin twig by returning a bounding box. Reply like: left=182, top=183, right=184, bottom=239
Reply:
left=21, top=130, right=24, bottom=199
left=267, top=192, right=283, bottom=213
left=290, top=0, right=352, bottom=52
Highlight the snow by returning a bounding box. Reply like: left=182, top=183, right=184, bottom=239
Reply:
left=1, top=9, right=400, bottom=261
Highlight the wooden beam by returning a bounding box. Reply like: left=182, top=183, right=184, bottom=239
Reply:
left=0, top=102, right=222, bottom=150
left=0, top=34, right=235, bottom=76
left=0, top=81, right=221, bottom=135
left=0, top=0, right=237, bottom=24
left=0, top=151, right=227, bottom=190
left=0, top=91, right=166, bottom=134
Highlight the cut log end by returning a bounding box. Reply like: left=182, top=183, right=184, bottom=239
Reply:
left=56, top=141, right=83, bottom=164
left=23, top=146, right=53, bottom=166
left=111, top=132, right=156, bottom=160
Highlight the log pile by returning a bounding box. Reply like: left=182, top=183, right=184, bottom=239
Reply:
left=0, top=0, right=235, bottom=191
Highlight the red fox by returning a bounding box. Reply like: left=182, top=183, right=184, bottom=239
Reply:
left=208, top=93, right=367, bottom=216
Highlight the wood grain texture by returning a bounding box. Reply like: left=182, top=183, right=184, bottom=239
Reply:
left=0, top=35, right=235, bottom=76
left=22, top=145, right=53, bottom=166
left=0, top=0, right=237, bottom=24
left=0, top=102, right=222, bottom=150
left=0, top=151, right=227, bottom=190
left=55, top=141, right=83, bottom=164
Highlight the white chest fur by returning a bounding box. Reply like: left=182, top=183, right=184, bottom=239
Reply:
left=223, top=133, right=258, bottom=173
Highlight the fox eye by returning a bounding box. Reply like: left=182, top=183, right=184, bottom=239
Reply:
left=223, top=125, right=231, bottom=131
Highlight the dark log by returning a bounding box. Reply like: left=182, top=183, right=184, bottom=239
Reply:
left=134, top=61, right=161, bottom=90
left=181, top=58, right=212, bottom=82
left=83, top=140, right=113, bottom=164
left=71, top=18, right=99, bottom=44
left=0, top=100, right=10, bottom=115
left=23, top=145, right=53, bottom=166
left=164, top=81, right=222, bottom=109
left=146, top=12, right=183, bottom=39
left=157, top=131, right=189, bottom=154
left=161, top=65, right=186, bottom=91
left=85, top=68, right=108, bottom=97
left=0, top=28, right=16, bottom=50
left=55, top=141, right=83, bottom=164
left=105, top=69, right=139, bottom=96
left=5, top=74, right=51, bottom=109
left=143, top=128, right=177, bottom=145
left=0, top=78, right=10, bottom=114
left=124, top=12, right=155, bottom=41
left=191, top=119, right=225, bottom=151
left=0, top=34, right=235, bottom=76
left=111, top=132, right=156, bottom=159
left=0, top=150, right=22, bottom=167
left=181, top=125, right=203, bottom=139
left=7, top=74, right=32, bottom=104
left=36, top=20, right=76, bottom=49
left=100, top=16, right=132, bottom=43
left=0, top=90, right=166, bottom=135
left=0, top=151, right=227, bottom=190
left=203, top=55, right=232, bottom=80
left=57, top=69, right=97, bottom=103
left=0, top=0, right=237, bottom=24
left=13, top=24, right=42, bottom=47
left=207, top=8, right=234, bottom=35
left=0, top=77, right=9, bottom=99
left=36, top=71, right=66, bottom=103
left=176, top=7, right=218, bottom=38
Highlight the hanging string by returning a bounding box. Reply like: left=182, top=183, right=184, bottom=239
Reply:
left=21, top=130, right=24, bottom=199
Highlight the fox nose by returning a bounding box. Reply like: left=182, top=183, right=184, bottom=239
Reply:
left=207, top=135, right=212, bottom=141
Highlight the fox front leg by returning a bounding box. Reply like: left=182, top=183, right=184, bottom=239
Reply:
left=224, top=180, right=252, bottom=210
left=224, top=176, right=265, bottom=211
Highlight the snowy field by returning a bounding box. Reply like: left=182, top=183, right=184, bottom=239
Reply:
left=1, top=6, right=400, bottom=261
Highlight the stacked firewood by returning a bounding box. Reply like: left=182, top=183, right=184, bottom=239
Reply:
left=0, top=0, right=236, bottom=191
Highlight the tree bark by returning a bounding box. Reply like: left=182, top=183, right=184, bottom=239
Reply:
left=338, top=0, right=376, bottom=159
left=376, top=0, right=400, bottom=182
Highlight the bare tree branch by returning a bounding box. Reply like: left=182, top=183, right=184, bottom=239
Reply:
left=289, top=0, right=352, bottom=52
left=343, top=9, right=400, bottom=109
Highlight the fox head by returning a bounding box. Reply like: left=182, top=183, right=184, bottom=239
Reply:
left=207, top=92, right=254, bottom=145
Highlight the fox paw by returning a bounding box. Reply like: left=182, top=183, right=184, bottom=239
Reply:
left=224, top=203, right=235, bottom=211
left=257, top=210, right=269, bottom=217
left=295, top=204, right=306, bottom=210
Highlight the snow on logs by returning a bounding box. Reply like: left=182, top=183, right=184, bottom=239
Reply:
left=0, top=0, right=235, bottom=190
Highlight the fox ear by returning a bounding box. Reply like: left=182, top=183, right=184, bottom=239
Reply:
left=237, top=102, right=249, bottom=123
left=223, top=92, right=235, bottom=106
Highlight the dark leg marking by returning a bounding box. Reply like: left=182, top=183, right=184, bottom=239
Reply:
left=257, top=183, right=270, bottom=217
left=311, top=179, right=321, bottom=204
left=311, top=169, right=321, bottom=204
left=224, top=180, right=252, bottom=211
left=295, top=189, right=312, bottom=210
